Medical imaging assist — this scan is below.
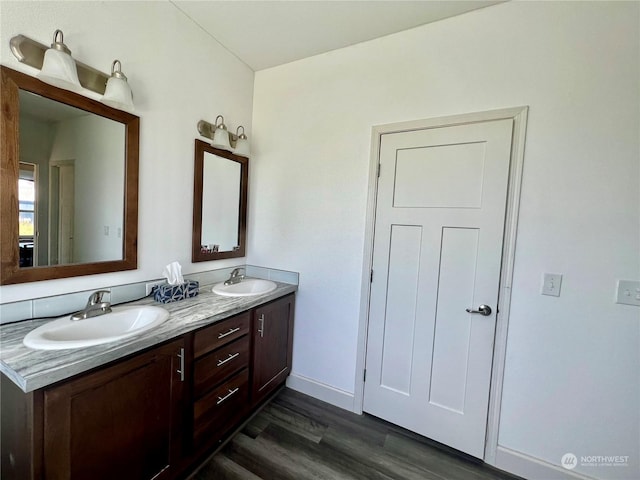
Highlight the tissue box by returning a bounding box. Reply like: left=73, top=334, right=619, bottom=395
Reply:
left=153, top=280, right=199, bottom=303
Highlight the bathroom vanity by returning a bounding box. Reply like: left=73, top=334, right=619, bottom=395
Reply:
left=0, top=61, right=288, bottom=479
left=1, top=61, right=287, bottom=479
left=0, top=285, right=295, bottom=480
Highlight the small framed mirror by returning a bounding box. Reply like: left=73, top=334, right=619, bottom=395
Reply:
left=192, top=139, right=248, bottom=261
left=0, top=66, right=139, bottom=285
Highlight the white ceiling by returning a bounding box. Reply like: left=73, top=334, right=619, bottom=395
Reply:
left=172, top=1, right=503, bottom=71
left=19, top=90, right=88, bottom=122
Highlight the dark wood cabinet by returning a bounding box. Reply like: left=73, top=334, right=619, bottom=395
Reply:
left=0, top=293, right=295, bottom=480
left=191, top=314, right=251, bottom=451
left=193, top=336, right=250, bottom=398
left=42, top=339, right=185, bottom=480
left=252, top=294, right=295, bottom=405
left=193, top=368, right=249, bottom=447
left=193, top=311, right=250, bottom=358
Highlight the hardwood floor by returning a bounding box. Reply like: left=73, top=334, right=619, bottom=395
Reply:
left=191, top=388, right=522, bottom=480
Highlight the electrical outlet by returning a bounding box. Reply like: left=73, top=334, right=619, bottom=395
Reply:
left=541, top=273, right=562, bottom=297
left=145, top=281, right=165, bottom=296
left=616, top=280, right=640, bottom=307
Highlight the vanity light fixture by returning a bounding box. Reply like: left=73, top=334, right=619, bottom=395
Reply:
left=10, top=31, right=133, bottom=104
left=196, top=117, right=250, bottom=157
left=101, top=60, right=134, bottom=112
left=211, top=115, right=233, bottom=151
left=36, top=30, right=82, bottom=92
left=233, top=126, right=250, bottom=158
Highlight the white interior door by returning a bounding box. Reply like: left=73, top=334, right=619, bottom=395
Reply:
left=57, top=163, right=75, bottom=264
left=363, top=119, right=514, bottom=458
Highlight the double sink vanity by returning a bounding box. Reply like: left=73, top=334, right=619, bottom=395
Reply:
left=0, top=62, right=295, bottom=479
left=1, top=279, right=296, bottom=480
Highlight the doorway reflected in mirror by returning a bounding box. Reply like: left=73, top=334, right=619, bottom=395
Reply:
left=18, top=90, right=125, bottom=267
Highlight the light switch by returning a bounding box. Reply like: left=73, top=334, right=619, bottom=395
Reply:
left=541, top=273, right=562, bottom=297
left=616, top=280, right=640, bottom=307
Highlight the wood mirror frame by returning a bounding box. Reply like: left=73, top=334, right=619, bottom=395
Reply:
left=0, top=66, right=139, bottom=285
left=192, top=139, right=248, bottom=262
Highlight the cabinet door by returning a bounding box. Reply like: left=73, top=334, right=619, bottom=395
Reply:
left=252, top=294, right=295, bottom=405
left=43, top=339, right=185, bottom=480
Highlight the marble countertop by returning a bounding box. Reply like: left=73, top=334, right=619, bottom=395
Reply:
left=0, top=280, right=297, bottom=393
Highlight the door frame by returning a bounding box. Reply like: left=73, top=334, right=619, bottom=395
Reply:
left=353, top=106, right=528, bottom=465
left=49, top=159, right=75, bottom=265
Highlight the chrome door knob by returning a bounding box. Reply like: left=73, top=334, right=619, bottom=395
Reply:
left=465, top=305, right=492, bottom=316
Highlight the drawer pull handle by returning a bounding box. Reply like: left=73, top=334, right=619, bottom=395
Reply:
left=258, top=314, right=265, bottom=338
left=176, top=348, right=185, bottom=382
left=217, top=352, right=240, bottom=367
left=217, top=387, right=239, bottom=405
left=218, top=327, right=240, bottom=339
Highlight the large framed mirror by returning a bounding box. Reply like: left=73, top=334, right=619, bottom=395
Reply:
left=192, top=139, right=247, bottom=262
left=1, top=66, right=139, bottom=285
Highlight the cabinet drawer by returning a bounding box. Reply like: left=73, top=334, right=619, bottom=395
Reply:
left=194, top=336, right=249, bottom=398
left=194, top=311, right=250, bottom=358
left=193, top=369, right=249, bottom=446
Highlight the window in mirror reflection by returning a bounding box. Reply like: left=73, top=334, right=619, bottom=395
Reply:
left=18, top=90, right=126, bottom=267
left=18, top=163, right=36, bottom=267
left=201, top=152, right=241, bottom=252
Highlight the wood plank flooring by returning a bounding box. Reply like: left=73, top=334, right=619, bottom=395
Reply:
left=191, top=388, right=522, bottom=480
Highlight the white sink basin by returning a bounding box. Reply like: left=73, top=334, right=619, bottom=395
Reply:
left=212, top=278, right=277, bottom=297
left=23, top=305, right=170, bottom=350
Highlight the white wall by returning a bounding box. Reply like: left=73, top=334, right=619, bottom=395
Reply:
left=49, top=115, right=125, bottom=263
left=0, top=1, right=254, bottom=302
left=250, top=2, right=639, bottom=479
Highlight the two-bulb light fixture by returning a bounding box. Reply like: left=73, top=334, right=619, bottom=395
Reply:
left=10, top=29, right=135, bottom=112
left=197, top=115, right=251, bottom=158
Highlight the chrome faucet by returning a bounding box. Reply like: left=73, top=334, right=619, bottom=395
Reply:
left=70, top=290, right=112, bottom=321
left=224, top=268, right=245, bottom=286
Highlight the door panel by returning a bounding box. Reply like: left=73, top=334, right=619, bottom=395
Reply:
left=429, top=227, right=479, bottom=413
left=364, top=119, right=513, bottom=458
left=393, top=142, right=486, bottom=208
left=58, top=163, right=74, bottom=264
left=380, top=224, right=422, bottom=394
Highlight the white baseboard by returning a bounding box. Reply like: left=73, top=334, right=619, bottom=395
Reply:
left=286, top=373, right=355, bottom=412
left=495, top=446, right=597, bottom=480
